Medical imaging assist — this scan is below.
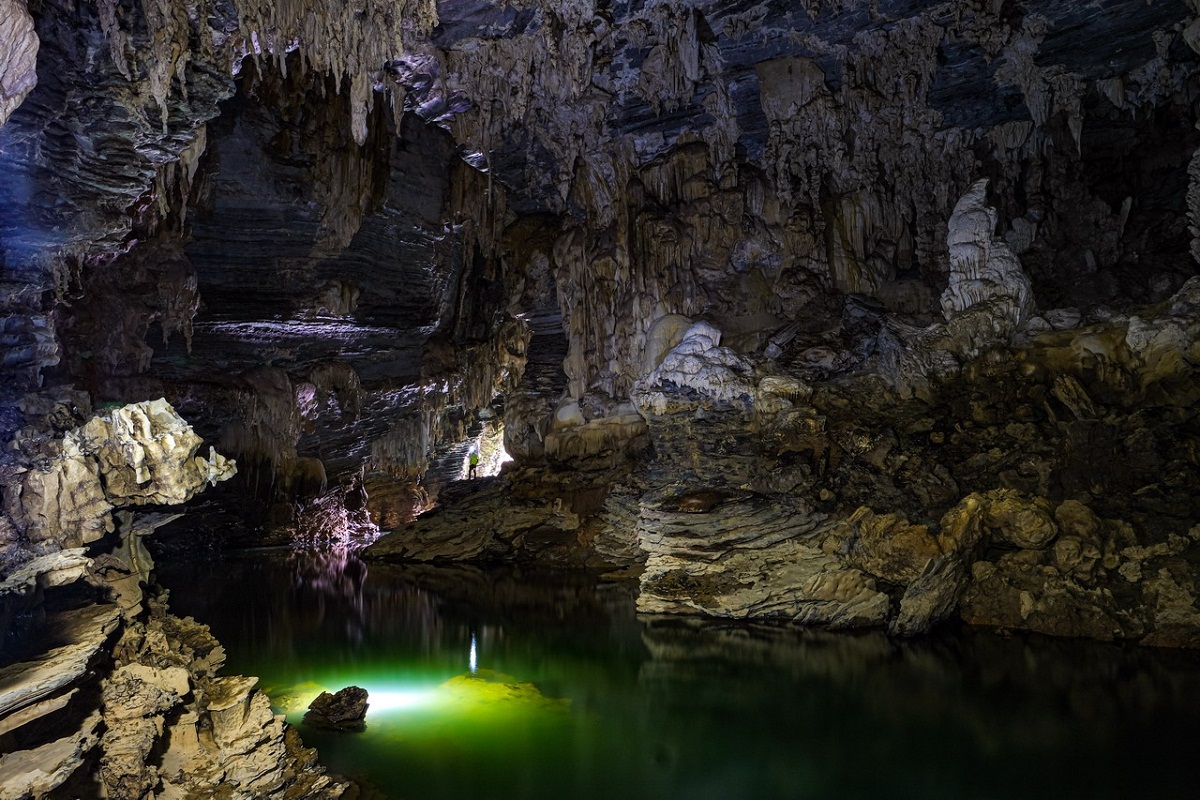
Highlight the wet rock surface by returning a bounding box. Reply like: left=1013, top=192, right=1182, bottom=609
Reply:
left=373, top=263, right=1200, bottom=647
left=305, top=686, right=369, bottom=731
left=0, top=403, right=348, bottom=799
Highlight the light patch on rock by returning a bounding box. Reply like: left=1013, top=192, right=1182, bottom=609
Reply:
left=0, top=0, right=38, bottom=127
left=15, top=399, right=236, bottom=549
left=632, top=321, right=756, bottom=416
left=940, top=178, right=1037, bottom=336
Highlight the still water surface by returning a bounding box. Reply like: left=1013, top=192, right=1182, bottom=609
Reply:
left=158, top=550, right=1200, bottom=800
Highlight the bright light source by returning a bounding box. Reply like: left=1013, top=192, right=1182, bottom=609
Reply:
left=469, top=633, right=478, bottom=674
left=368, top=689, right=433, bottom=712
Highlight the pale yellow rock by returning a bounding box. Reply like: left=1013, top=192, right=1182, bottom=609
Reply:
left=0, top=605, right=121, bottom=719
left=15, top=400, right=235, bottom=547
left=0, top=711, right=101, bottom=800
left=982, top=490, right=1058, bottom=549
left=1054, top=499, right=1102, bottom=541
left=843, top=507, right=943, bottom=585
left=206, top=675, right=260, bottom=749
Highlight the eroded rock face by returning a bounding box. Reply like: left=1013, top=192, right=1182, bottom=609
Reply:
left=305, top=686, right=369, bottom=731
left=0, top=399, right=347, bottom=798
left=7, top=399, right=235, bottom=553
left=373, top=280, right=1200, bottom=647
left=938, top=178, right=1038, bottom=357
left=2, top=4, right=1199, bottom=763
left=0, top=0, right=38, bottom=127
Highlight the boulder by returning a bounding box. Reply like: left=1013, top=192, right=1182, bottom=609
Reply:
left=304, top=687, right=369, bottom=731
left=841, top=507, right=943, bottom=585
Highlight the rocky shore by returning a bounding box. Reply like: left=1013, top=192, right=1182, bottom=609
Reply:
left=0, top=401, right=350, bottom=799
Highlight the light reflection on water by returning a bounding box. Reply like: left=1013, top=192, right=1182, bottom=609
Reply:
left=158, top=550, right=1200, bottom=800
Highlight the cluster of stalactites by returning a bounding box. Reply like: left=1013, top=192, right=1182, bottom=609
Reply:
left=234, top=0, right=439, bottom=144
left=88, top=0, right=439, bottom=144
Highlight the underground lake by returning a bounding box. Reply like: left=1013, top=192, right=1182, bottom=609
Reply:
left=156, top=550, right=1200, bottom=800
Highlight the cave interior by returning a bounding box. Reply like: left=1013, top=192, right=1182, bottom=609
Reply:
left=4, top=0, right=1200, bottom=797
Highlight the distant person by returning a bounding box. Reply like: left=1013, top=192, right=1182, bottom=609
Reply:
left=468, top=450, right=479, bottom=479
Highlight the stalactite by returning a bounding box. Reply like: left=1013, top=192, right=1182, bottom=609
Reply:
left=445, top=7, right=599, bottom=211
left=235, top=0, right=439, bottom=142
left=96, top=0, right=133, bottom=81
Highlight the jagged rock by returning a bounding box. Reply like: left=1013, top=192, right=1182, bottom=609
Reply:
left=890, top=554, right=970, bottom=637
left=99, top=663, right=188, bottom=800
left=304, top=686, right=369, bottom=731
left=0, top=548, right=91, bottom=600
left=543, top=408, right=650, bottom=468
left=0, top=710, right=101, bottom=800
left=960, top=555, right=1142, bottom=642
left=0, top=604, right=121, bottom=723
left=0, top=395, right=343, bottom=800
left=593, top=483, right=646, bottom=569
left=364, top=468, right=615, bottom=568
left=635, top=489, right=891, bottom=629
left=205, top=675, right=261, bottom=749
left=0, top=0, right=38, bottom=127
left=839, top=507, right=942, bottom=585
left=981, top=490, right=1059, bottom=550
left=11, top=399, right=235, bottom=551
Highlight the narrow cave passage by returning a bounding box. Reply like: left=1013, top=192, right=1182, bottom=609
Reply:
left=5, top=1, right=1200, bottom=799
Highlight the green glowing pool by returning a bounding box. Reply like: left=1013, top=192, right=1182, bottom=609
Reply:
left=158, top=550, right=1200, bottom=800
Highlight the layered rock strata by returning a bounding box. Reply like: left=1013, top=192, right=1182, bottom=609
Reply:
left=0, top=402, right=348, bottom=798
left=1, top=0, right=1199, bottom=738
left=370, top=190, right=1200, bottom=647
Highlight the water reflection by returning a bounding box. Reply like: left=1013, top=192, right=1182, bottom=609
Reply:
left=157, top=551, right=1200, bottom=800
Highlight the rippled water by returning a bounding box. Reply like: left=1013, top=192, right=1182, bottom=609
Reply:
left=157, top=550, right=1200, bottom=800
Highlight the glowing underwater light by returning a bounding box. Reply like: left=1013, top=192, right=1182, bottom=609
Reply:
left=368, top=688, right=434, bottom=712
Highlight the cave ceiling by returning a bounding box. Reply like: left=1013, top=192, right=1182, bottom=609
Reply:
left=2, top=0, right=1200, bottom=530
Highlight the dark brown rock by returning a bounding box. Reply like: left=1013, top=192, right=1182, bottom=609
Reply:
left=305, top=686, right=369, bottom=731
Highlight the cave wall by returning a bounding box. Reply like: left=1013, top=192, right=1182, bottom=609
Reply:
left=427, top=0, right=1200, bottom=414
left=3, top=1, right=1200, bottom=793
left=4, top=1, right=1200, bottom=531
left=0, top=0, right=1197, bottom=546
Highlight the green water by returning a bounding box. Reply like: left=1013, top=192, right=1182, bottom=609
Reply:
left=157, top=550, right=1200, bottom=800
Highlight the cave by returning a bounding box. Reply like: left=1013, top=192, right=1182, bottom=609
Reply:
left=4, top=1, right=1200, bottom=797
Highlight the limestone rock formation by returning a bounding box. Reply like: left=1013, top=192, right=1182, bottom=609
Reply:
left=1, top=14, right=1200, bottom=798
left=0, top=405, right=345, bottom=798
left=634, top=489, right=891, bottom=629
left=372, top=276, right=1200, bottom=648
left=941, top=179, right=1037, bottom=324
left=2, top=0, right=1194, bottom=796
left=364, top=469, right=611, bottom=568
left=0, top=0, right=37, bottom=127
left=8, top=399, right=236, bottom=553
left=632, top=321, right=757, bottom=416
left=304, top=686, right=369, bottom=731
left=938, top=178, right=1038, bottom=356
